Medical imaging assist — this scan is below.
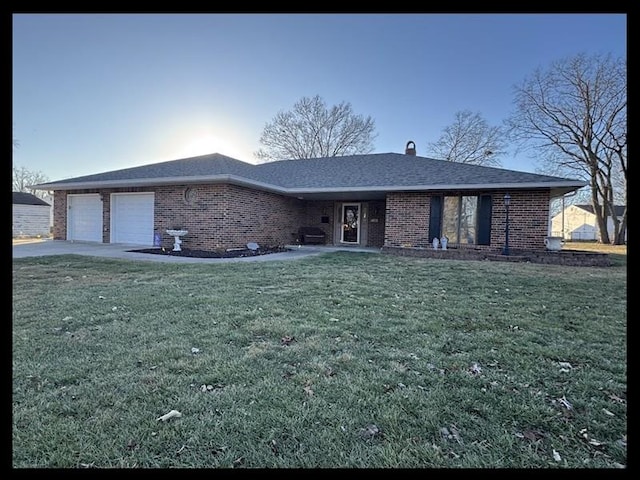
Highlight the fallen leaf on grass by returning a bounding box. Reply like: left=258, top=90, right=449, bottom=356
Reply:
left=269, top=439, right=278, bottom=455
left=557, top=396, right=573, bottom=410
left=602, top=408, right=615, bottom=416
left=361, top=423, right=383, bottom=440
left=578, top=428, right=605, bottom=448
left=156, top=409, right=182, bottom=421
left=558, top=362, right=573, bottom=369
left=440, top=425, right=463, bottom=444
left=608, top=393, right=626, bottom=404
left=468, top=363, right=482, bottom=375
left=521, top=429, right=545, bottom=442
left=191, top=347, right=200, bottom=354
left=552, top=449, right=561, bottom=462
left=281, top=335, right=295, bottom=346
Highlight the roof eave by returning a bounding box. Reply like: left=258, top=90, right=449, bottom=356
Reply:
left=32, top=177, right=586, bottom=196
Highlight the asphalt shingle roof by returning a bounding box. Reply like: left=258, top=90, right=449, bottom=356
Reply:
left=575, top=204, right=625, bottom=217
left=252, top=153, right=574, bottom=189
left=50, top=154, right=257, bottom=183
left=13, top=192, right=50, bottom=206
left=33, top=152, right=585, bottom=193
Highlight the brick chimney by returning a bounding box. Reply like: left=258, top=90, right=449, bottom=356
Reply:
left=405, top=141, right=416, bottom=155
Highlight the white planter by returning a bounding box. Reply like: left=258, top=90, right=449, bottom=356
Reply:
left=544, top=236, right=563, bottom=251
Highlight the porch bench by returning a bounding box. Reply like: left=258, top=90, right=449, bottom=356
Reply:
left=298, top=227, right=326, bottom=245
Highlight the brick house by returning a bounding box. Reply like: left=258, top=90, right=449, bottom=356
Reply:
left=32, top=143, right=585, bottom=253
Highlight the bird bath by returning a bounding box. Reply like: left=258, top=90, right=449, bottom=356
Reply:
left=166, top=229, right=188, bottom=251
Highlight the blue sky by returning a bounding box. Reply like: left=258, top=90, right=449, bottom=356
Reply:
left=12, top=13, right=627, bottom=182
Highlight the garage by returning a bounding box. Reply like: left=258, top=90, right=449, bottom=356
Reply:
left=67, top=194, right=103, bottom=242
left=110, top=192, right=155, bottom=245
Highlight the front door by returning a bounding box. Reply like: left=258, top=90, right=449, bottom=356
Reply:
left=341, top=203, right=360, bottom=244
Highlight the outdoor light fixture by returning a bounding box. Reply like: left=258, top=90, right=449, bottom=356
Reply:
left=502, top=193, right=511, bottom=256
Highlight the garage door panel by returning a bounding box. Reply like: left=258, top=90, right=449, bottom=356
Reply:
left=111, top=193, right=154, bottom=245
left=67, top=194, right=102, bottom=242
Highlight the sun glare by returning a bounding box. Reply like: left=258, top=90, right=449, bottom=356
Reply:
left=178, top=134, right=254, bottom=163
left=181, top=135, right=229, bottom=158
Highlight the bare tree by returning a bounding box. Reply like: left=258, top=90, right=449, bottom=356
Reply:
left=426, top=110, right=507, bottom=167
left=254, top=95, right=377, bottom=162
left=13, top=165, right=51, bottom=201
left=506, top=53, right=626, bottom=244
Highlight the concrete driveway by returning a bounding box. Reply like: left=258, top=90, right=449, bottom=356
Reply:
left=12, top=238, right=379, bottom=264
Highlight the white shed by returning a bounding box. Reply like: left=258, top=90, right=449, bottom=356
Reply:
left=13, top=192, right=52, bottom=238
left=550, top=203, right=626, bottom=241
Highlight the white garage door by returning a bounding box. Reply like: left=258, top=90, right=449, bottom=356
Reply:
left=110, top=193, right=154, bottom=245
left=67, top=194, right=103, bottom=242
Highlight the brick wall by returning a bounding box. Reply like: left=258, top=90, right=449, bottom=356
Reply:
left=384, top=190, right=552, bottom=252
left=153, top=184, right=304, bottom=250
left=385, top=192, right=431, bottom=247
left=302, top=201, right=334, bottom=244
left=491, top=190, right=550, bottom=251
left=367, top=200, right=386, bottom=247
left=52, top=186, right=553, bottom=251
left=52, top=190, right=68, bottom=240
left=53, top=184, right=304, bottom=250
left=382, top=245, right=611, bottom=267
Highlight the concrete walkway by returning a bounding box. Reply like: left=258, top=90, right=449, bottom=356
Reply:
left=12, top=238, right=380, bottom=264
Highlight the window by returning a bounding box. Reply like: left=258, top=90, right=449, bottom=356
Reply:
left=430, top=194, right=492, bottom=246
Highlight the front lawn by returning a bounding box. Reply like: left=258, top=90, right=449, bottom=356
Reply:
left=12, top=252, right=627, bottom=468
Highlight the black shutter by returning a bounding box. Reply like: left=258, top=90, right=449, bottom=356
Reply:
left=429, top=195, right=442, bottom=242
left=477, top=194, right=492, bottom=245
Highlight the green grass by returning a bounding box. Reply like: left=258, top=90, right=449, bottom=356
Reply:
left=12, top=252, right=627, bottom=468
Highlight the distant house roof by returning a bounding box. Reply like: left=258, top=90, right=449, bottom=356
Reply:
left=31, top=152, right=586, bottom=199
left=575, top=204, right=625, bottom=217
left=13, top=191, right=50, bottom=206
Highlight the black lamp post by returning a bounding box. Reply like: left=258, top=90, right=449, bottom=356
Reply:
left=502, top=193, right=511, bottom=256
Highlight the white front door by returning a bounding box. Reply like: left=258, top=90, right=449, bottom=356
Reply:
left=110, top=193, right=155, bottom=245
left=341, top=203, right=361, bottom=244
left=67, top=194, right=103, bottom=242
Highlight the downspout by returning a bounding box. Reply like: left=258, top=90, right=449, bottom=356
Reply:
left=559, top=190, right=577, bottom=239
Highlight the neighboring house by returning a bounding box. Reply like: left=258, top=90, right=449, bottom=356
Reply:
left=12, top=191, right=52, bottom=238
left=32, top=143, right=585, bottom=253
left=551, top=203, right=627, bottom=242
